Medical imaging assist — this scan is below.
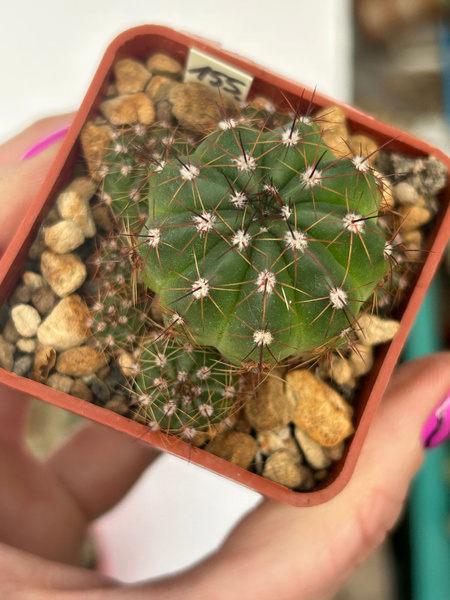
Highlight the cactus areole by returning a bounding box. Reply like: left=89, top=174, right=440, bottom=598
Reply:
left=131, top=114, right=388, bottom=365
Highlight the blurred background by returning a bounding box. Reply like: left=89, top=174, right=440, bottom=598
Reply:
left=0, top=1, right=449, bottom=598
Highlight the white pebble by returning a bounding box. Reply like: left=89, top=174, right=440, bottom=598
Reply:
left=11, top=304, right=41, bottom=337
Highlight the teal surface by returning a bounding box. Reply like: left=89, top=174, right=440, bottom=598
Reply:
left=404, top=278, right=450, bottom=600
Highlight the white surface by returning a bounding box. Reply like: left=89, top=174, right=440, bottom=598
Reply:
left=0, top=0, right=353, bottom=584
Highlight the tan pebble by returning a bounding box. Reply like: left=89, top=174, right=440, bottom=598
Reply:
left=145, top=75, right=180, bottom=103
left=16, top=338, right=37, bottom=354
left=325, top=441, right=346, bottom=461
left=169, top=82, right=219, bottom=131
left=92, top=205, right=112, bottom=233
left=31, top=285, right=56, bottom=315
left=257, top=430, right=285, bottom=455
left=47, top=373, right=74, bottom=394
left=2, top=319, right=20, bottom=343
left=0, top=334, right=14, bottom=371
left=403, top=229, right=423, bottom=247
left=393, top=181, right=419, bottom=205
left=403, top=229, right=423, bottom=262
left=322, top=131, right=350, bottom=158
left=80, top=122, right=114, bottom=181
left=37, top=295, right=91, bottom=351
left=56, top=189, right=96, bottom=238
left=231, top=408, right=251, bottom=434
left=66, top=177, right=97, bottom=202
left=347, top=134, right=378, bottom=165
left=118, top=351, right=137, bottom=378
left=146, top=53, right=183, bottom=78
left=287, top=369, right=354, bottom=447
left=13, top=355, right=33, bottom=377
left=315, top=105, right=347, bottom=125
left=397, top=205, right=432, bottom=233
left=356, top=313, right=400, bottom=346
left=100, top=93, right=155, bottom=126
left=70, top=379, right=94, bottom=402
left=96, top=364, right=111, bottom=381
left=41, top=251, right=87, bottom=298
left=318, top=354, right=353, bottom=386
left=22, top=271, right=44, bottom=291
left=294, top=427, right=332, bottom=470
left=56, top=346, right=108, bottom=377
left=244, top=369, right=295, bottom=432
left=249, top=96, right=276, bottom=113
left=44, top=220, right=86, bottom=254
left=263, top=449, right=304, bottom=489
left=155, top=100, right=175, bottom=125
left=105, top=84, right=116, bottom=97
left=11, top=304, right=41, bottom=337
left=104, top=395, right=129, bottom=415
left=10, top=284, right=31, bottom=305
left=348, top=343, right=374, bottom=377
left=33, top=345, right=57, bottom=383
left=206, top=431, right=257, bottom=470
left=114, top=58, right=151, bottom=94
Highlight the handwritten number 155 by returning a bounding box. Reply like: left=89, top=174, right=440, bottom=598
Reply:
left=188, top=66, right=245, bottom=99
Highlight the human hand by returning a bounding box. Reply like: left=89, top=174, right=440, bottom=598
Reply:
left=0, top=117, right=449, bottom=600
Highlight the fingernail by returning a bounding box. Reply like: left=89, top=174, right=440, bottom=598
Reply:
left=421, top=389, right=450, bottom=449
left=21, top=125, right=71, bottom=160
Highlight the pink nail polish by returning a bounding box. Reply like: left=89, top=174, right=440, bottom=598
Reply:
left=21, top=125, right=70, bottom=160
left=421, top=390, right=450, bottom=449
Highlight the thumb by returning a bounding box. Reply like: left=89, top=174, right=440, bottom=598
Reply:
left=151, top=352, right=450, bottom=600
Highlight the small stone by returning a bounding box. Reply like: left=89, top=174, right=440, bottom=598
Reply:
left=100, top=93, right=155, bottom=126
left=244, top=369, right=296, bottom=432
left=16, top=338, right=37, bottom=353
left=347, top=134, right=378, bottom=165
left=56, top=189, right=96, bottom=238
left=397, top=205, right=432, bottom=233
left=85, top=375, right=111, bottom=403
left=92, top=205, right=112, bottom=233
left=44, top=220, right=86, bottom=254
left=348, top=343, right=374, bottom=377
left=294, top=427, right=332, bottom=470
left=47, top=373, right=74, bottom=394
left=114, top=58, right=151, bottom=94
left=22, top=272, right=44, bottom=291
left=67, top=176, right=97, bottom=202
left=287, top=369, right=354, bottom=447
left=31, top=285, right=56, bottom=315
left=155, top=99, right=176, bottom=125
left=37, top=295, right=91, bottom=351
left=70, top=379, right=94, bottom=402
left=13, top=355, right=33, bottom=376
left=146, top=53, right=183, bottom=78
left=263, top=449, right=305, bottom=489
left=356, top=314, right=400, bottom=346
left=41, top=251, right=87, bottom=297
left=80, top=122, right=114, bottom=181
left=206, top=431, right=257, bottom=469
left=33, top=345, right=57, bottom=383
left=0, top=335, right=14, bottom=371
left=104, top=395, right=129, bottom=415
left=117, top=351, right=137, bottom=378
left=9, top=284, right=31, bottom=305
left=145, top=75, right=180, bottom=103
left=393, top=181, right=419, bottom=205
left=2, top=319, right=20, bottom=343
left=392, top=154, right=448, bottom=196
left=375, top=174, right=395, bottom=209
left=257, top=430, right=285, bottom=455
left=56, top=346, right=108, bottom=377
left=325, top=441, right=345, bottom=461
left=315, top=106, right=348, bottom=137
left=403, top=228, right=424, bottom=261
left=169, top=82, right=219, bottom=131
left=11, top=304, right=41, bottom=337
left=322, top=132, right=350, bottom=158
left=318, top=354, right=353, bottom=386
left=249, top=97, right=276, bottom=113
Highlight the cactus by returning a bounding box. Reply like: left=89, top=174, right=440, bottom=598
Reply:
left=135, top=110, right=389, bottom=365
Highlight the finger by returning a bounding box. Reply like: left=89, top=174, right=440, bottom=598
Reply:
left=0, top=142, right=62, bottom=253
left=144, top=352, right=450, bottom=600
left=0, top=113, right=73, bottom=167
left=46, top=423, right=160, bottom=521
left=0, top=388, right=31, bottom=446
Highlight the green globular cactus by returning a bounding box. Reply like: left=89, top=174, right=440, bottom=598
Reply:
left=136, top=111, right=389, bottom=365
left=132, top=333, right=241, bottom=439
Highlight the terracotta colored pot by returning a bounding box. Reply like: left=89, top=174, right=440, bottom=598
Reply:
left=0, top=25, right=449, bottom=507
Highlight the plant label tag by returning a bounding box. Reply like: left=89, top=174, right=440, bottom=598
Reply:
left=184, top=48, right=254, bottom=103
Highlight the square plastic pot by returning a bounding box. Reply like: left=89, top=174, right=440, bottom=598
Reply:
left=0, top=25, right=449, bottom=507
